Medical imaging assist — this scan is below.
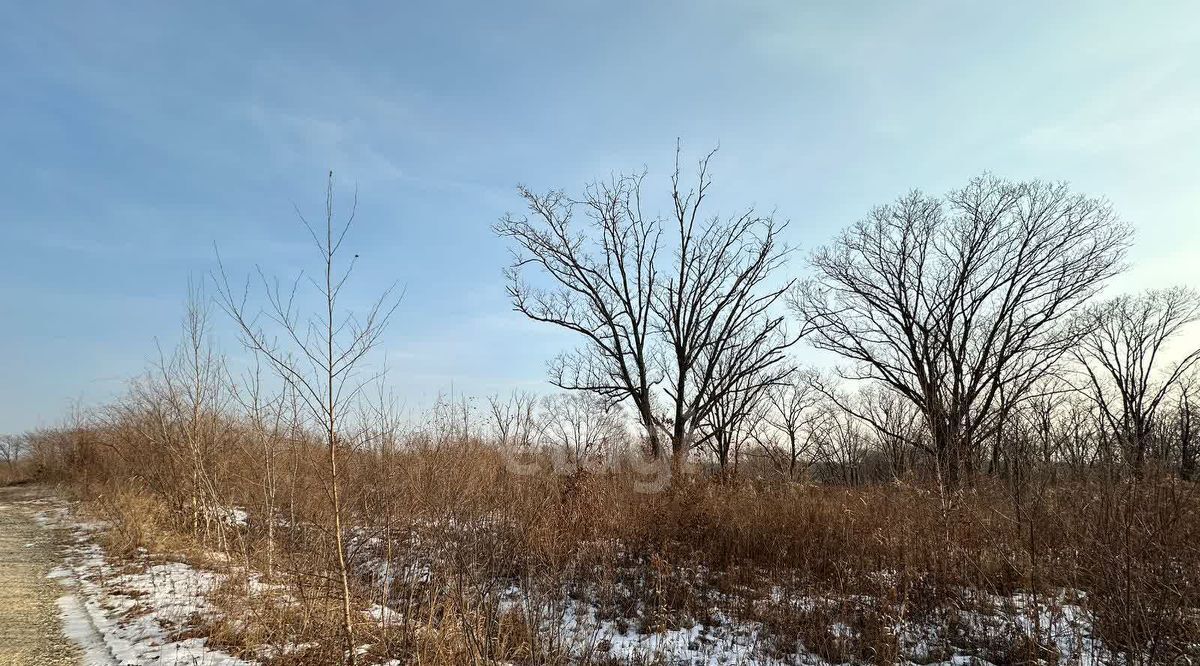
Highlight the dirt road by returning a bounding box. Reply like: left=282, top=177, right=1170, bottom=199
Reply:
left=0, top=484, right=79, bottom=666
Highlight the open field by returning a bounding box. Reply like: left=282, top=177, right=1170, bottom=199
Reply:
left=10, top=423, right=1198, bottom=665
left=6, top=6, right=1200, bottom=664
left=8, top=162, right=1200, bottom=665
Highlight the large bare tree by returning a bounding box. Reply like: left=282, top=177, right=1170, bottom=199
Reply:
left=793, top=175, right=1130, bottom=488
left=655, top=150, right=795, bottom=465
left=496, top=171, right=663, bottom=456
left=496, top=148, right=796, bottom=468
left=1073, top=286, right=1200, bottom=472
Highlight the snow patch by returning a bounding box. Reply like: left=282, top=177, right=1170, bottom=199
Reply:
left=39, top=504, right=253, bottom=665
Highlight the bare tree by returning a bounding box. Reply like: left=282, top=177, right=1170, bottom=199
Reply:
left=809, top=398, right=870, bottom=485
left=857, top=384, right=923, bottom=480
left=1073, top=287, right=1200, bottom=472
left=990, top=376, right=1078, bottom=487
left=487, top=390, right=540, bottom=456
left=1056, top=392, right=1103, bottom=475
left=753, top=369, right=820, bottom=479
left=175, top=280, right=230, bottom=544
left=793, top=175, right=1130, bottom=488
left=429, top=390, right=478, bottom=446
left=495, top=170, right=662, bottom=456
left=230, top=360, right=292, bottom=580
left=541, top=392, right=625, bottom=468
left=655, top=151, right=796, bottom=466
left=124, top=280, right=230, bottom=543
left=215, top=172, right=399, bottom=665
left=496, top=147, right=796, bottom=470
left=0, top=434, right=25, bottom=473
left=357, top=370, right=406, bottom=458
left=697, top=360, right=778, bottom=476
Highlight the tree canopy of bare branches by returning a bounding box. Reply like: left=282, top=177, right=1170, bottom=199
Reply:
left=0, top=433, right=25, bottom=472
left=496, top=147, right=796, bottom=467
left=1073, top=286, right=1200, bottom=471
left=793, top=174, right=1130, bottom=488
left=752, top=369, right=820, bottom=479
left=487, top=390, right=540, bottom=451
left=541, top=391, right=626, bottom=468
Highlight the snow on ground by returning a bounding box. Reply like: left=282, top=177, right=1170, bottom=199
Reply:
left=36, top=505, right=251, bottom=666
left=554, top=602, right=778, bottom=665
left=349, top=522, right=1148, bottom=666
left=27, top=503, right=1195, bottom=666
left=211, top=505, right=250, bottom=528
left=529, top=593, right=1114, bottom=665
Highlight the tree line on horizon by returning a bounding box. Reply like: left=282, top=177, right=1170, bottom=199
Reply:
left=496, top=146, right=1200, bottom=490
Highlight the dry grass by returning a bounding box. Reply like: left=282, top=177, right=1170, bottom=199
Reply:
left=27, top=423, right=1200, bottom=664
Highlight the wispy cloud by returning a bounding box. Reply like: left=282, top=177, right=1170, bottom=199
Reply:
left=1022, top=62, right=1200, bottom=155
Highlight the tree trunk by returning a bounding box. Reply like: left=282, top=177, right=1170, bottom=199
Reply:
left=638, top=402, right=662, bottom=458
left=329, top=431, right=356, bottom=665
left=932, top=416, right=963, bottom=491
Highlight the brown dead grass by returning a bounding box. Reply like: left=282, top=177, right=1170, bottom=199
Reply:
left=28, top=426, right=1200, bottom=665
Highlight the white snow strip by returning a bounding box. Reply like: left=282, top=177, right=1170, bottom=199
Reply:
left=39, top=503, right=254, bottom=666
left=55, top=591, right=118, bottom=665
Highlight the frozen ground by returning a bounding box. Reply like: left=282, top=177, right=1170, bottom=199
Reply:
left=27, top=490, right=249, bottom=666
left=6, top=489, right=1193, bottom=665
left=347, top=518, right=1197, bottom=665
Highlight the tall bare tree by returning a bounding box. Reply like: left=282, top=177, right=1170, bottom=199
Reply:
left=216, top=172, right=399, bottom=665
left=125, top=280, right=229, bottom=543
left=230, top=360, right=292, bottom=580
left=1073, top=287, right=1200, bottom=472
left=496, top=147, right=796, bottom=469
left=793, top=175, right=1130, bottom=488
left=655, top=149, right=795, bottom=465
left=495, top=171, right=662, bottom=456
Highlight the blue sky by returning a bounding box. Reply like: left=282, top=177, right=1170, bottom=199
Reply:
left=2, top=1, right=1198, bottom=432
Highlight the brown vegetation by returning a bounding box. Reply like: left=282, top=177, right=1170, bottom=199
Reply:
left=11, top=412, right=1198, bottom=664
left=6, top=160, right=1200, bottom=664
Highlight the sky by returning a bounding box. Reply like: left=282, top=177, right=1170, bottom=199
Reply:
left=2, top=1, right=1199, bottom=433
